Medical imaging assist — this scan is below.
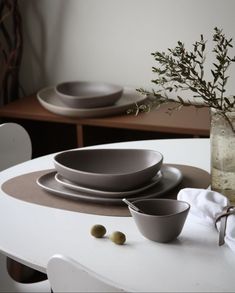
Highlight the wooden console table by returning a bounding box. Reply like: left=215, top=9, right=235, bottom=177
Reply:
left=0, top=94, right=210, bottom=148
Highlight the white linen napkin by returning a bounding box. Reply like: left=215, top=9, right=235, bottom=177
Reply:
left=177, top=188, right=235, bottom=252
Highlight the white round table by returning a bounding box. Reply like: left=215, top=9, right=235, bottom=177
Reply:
left=0, top=138, right=235, bottom=292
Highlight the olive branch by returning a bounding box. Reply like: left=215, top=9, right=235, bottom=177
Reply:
left=135, top=28, right=235, bottom=132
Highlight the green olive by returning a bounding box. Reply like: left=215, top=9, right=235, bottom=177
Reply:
left=110, top=231, right=126, bottom=245
left=90, top=224, right=106, bottom=238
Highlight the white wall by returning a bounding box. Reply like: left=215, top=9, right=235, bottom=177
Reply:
left=19, top=0, right=235, bottom=96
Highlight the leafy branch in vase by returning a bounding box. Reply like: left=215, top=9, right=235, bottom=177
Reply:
left=136, top=27, right=235, bottom=132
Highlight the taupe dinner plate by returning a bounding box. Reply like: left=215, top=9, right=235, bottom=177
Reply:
left=54, top=171, right=162, bottom=198
left=37, top=86, right=148, bottom=118
left=36, top=165, right=183, bottom=205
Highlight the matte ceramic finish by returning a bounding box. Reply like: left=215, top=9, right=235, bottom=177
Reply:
left=54, top=171, right=162, bottom=198
left=53, top=149, right=163, bottom=192
left=55, top=81, right=123, bottom=108
left=129, top=199, right=190, bottom=243
left=36, top=165, right=182, bottom=204
left=37, top=86, right=148, bottom=118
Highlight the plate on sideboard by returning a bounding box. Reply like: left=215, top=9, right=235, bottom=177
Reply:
left=36, top=165, right=183, bottom=205
left=37, top=86, right=148, bottom=118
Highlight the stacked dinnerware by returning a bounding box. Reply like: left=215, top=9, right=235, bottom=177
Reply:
left=52, top=148, right=163, bottom=202
left=37, top=81, right=149, bottom=118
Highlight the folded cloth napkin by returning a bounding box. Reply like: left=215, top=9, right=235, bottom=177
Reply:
left=177, top=188, right=235, bottom=252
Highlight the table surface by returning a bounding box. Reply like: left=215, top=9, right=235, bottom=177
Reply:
left=0, top=138, right=235, bottom=292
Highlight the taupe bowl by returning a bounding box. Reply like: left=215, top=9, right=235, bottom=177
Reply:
left=129, top=199, right=190, bottom=243
left=53, top=149, right=163, bottom=192
left=55, top=81, right=123, bottom=108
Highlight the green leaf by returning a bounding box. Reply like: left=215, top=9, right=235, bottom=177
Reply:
left=189, top=87, right=198, bottom=93
left=198, top=51, right=203, bottom=58
left=211, top=70, right=216, bottom=77
left=177, top=96, right=185, bottom=104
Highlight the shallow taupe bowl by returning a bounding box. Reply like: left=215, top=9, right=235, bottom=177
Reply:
left=53, top=149, right=163, bottom=192
left=129, top=199, right=190, bottom=243
left=55, top=81, right=123, bottom=108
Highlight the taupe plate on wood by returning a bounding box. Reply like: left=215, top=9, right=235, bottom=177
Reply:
left=54, top=171, right=162, bottom=198
left=36, top=165, right=183, bottom=205
left=37, top=86, right=148, bottom=118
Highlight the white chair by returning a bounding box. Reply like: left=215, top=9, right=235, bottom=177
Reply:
left=0, top=122, right=51, bottom=292
left=0, top=122, right=32, bottom=171
left=47, top=254, right=125, bottom=292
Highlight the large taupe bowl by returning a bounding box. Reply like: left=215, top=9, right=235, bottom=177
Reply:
left=55, top=81, right=123, bottom=108
left=129, top=199, right=190, bottom=243
left=53, top=149, right=163, bottom=192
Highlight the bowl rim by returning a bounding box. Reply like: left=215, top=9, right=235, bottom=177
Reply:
left=55, top=81, right=124, bottom=100
left=129, top=198, right=190, bottom=218
left=53, top=148, right=163, bottom=177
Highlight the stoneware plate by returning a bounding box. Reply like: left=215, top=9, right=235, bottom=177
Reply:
left=37, top=86, right=148, bottom=118
left=36, top=165, right=183, bottom=205
left=54, top=171, right=162, bottom=198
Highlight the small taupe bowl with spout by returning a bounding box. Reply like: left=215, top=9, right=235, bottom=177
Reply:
left=129, top=198, right=190, bottom=243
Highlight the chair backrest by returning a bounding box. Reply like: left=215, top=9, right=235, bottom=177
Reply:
left=47, top=254, right=124, bottom=293
left=0, top=123, right=32, bottom=171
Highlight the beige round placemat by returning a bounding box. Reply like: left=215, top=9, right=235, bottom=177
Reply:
left=1, top=164, right=210, bottom=217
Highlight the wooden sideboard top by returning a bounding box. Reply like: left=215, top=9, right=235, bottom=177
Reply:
left=0, top=94, right=210, bottom=136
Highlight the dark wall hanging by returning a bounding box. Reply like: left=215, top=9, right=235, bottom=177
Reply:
left=0, top=0, right=22, bottom=106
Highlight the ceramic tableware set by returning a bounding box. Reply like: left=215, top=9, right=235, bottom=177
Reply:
left=36, top=147, right=188, bottom=242
left=36, top=81, right=148, bottom=118
left=37, top=148, right=183, bottom=205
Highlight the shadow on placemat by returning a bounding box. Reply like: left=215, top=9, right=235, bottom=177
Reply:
left=1, top=164, right=210, bottom=217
